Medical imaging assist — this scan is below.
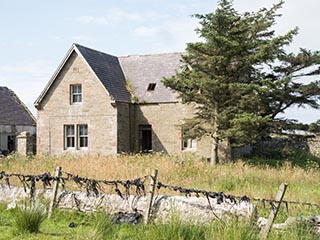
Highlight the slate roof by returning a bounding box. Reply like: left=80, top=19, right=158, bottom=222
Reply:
left=119, top=52, right=181, bottom=103
left=75, top=44, right=131, bottom=102
left=0, top=87, right=35, bottom=126
left=35, top=44, right=182, bottom=106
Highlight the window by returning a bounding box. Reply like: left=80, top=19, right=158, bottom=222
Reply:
left=77, top=124, right=88, bottom=148
left=182, top=128, right=197, bottom=150
left=70, top=84, right=82, bottom=104
left=64, top=124, right=88, bottom=149
left=65, top=125, right=75, bottom=148
left=147, top=83, right=156, bottom=91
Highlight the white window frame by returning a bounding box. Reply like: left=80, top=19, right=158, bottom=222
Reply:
left=64, top=124, right=88, bottom=150
left=64, top=125, right=75, bottom=149
left=70, top=84, right=82, bottom=104
left=77, top=124, right=88, bottom=149
left=182, top=128, right=197, bottom=151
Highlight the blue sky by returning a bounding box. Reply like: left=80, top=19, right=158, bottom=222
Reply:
left=1, top=0, right=320, bottom=123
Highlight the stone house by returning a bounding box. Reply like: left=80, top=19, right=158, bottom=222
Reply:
left=0, top=87, right=36, bottom=155
left=34, top=44, right=217, bottom=158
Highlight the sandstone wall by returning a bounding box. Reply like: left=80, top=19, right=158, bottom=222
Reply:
left=36, top=52, right=118, bottom=155
left=133, top=102, right=214, bottom=159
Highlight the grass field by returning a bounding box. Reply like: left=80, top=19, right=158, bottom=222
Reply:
left=0, top=152, right=319, bottom=239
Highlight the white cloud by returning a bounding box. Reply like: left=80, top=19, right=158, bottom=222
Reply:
left=76, top=8, right=169, bottom=26
left=71, top=35, right=94, bottom=41
left=132, top=26, right=161, bottom=38
left=107, top=8, right=143, bottom=22
left=132, top=18, right=199, bottom=52
left=76, top=16, right=109, bottom=25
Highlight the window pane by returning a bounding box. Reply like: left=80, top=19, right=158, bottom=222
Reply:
left=66, top=125, right=74, bottom=135
left=79, top=137, right=88, bottom=147
left=74, top=85, right=81, bottom=93
left=79, top=125, right=87, bottom=135
left=73, top=94, right=81, bottom=103
left=65, top=125, right=75, bottom=148
left=70, top=84, right=82, bottom=103
left=77, top=124, right=88, bottom=148
left=67, top=137, right=75, bottom=147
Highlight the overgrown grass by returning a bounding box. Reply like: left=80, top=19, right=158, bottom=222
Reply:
left=3, top=151, right=320, bottom=239
left=0, top=201, right=319, bottom=239
left=68, top=210, right=261, bottom=240
left=0, top=152, right=319, bottom=210
left=13, top=200, right=46, bottom=234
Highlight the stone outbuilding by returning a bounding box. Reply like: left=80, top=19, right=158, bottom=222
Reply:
left=34, top=44, right=226, bottom=159
left=0, top=87, right=36, bottom=155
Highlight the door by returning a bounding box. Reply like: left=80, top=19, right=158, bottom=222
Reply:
left=139, top=125, right=152, bottom=152
left=7, top=136, right=16, bottom=153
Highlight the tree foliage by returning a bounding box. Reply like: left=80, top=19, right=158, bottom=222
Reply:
left=163, top=0, right=320, bottom=163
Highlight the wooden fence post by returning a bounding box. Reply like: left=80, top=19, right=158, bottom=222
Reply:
left=260, top=183, right=288, bottom=240
left=48, top=166, right=62, bottom=218
left=144, top=169, right=158, bottom=224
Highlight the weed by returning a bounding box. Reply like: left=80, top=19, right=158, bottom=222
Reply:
left=12, top=200, right=46, bottom=234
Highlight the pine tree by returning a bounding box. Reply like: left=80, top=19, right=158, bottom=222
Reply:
left=163, top=0, right=320, bottom=164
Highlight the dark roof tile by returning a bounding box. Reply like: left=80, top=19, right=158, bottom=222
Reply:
left=75, top=44, right=131, bottom=102
left=0, top=87, right=35, bottom=126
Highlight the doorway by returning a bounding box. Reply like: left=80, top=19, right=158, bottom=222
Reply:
left=139, top=125, right=152, bottom=152
left=7, top=136, right=16, bottom=153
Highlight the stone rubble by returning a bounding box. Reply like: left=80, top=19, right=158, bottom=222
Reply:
left=0, top=185, right=253, bottom=223
left=1, top=184, right=318, bottom=235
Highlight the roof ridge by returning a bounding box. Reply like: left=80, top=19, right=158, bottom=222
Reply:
left=118, top=51, right=182, bottom=58
left=74, top=43, right=118, bottom=59
left=73, top=43, right=183, bottom=58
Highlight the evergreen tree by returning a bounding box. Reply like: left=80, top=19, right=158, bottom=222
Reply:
left=163, top=0, right=320, bottom=164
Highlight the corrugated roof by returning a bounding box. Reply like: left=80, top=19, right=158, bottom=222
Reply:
left=119, top=52, right=181, bottom=103
left=75, top=44, right=131, bottom=102
left=0, top=87, right=35, bottom=126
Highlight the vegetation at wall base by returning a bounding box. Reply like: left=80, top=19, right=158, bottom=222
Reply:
left=12, top=200, right=46, bottom=234
left=1, top=202, right=319, bottom=239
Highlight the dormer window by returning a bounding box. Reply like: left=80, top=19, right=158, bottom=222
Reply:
left=147, top=83, right=156, bottom=91
left=70, top=84, right=82, bottom=104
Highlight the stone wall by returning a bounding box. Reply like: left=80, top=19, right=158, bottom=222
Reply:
left=36, top=52, right=118, bottom=156
left=117, top=102, right=131, bottom=153
left=17, top=131, right=36, bottom=155
left=232, top=134, right=320, bottom=159
left=0, top=125, right=36, bottom=155
left=0, top=185, right=254, bottom=223
left=133, top=102, right=215, bottom=159
left=307, top=136, right=320, bottom=157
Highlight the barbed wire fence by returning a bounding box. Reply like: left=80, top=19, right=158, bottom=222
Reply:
left=1, top=168, right=319, bottom=210
left=0, top=166, right=319, bottom=237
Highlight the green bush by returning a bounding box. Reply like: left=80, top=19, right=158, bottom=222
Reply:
left=13, top=200, right=46, bottom=234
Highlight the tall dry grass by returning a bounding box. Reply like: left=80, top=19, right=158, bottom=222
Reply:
left=0, top=153, right=319, bottom=210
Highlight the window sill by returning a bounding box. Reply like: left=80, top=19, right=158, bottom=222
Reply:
left=182, top=148, right=197, bottom=152
left=64, top=147, right=88, bottom=151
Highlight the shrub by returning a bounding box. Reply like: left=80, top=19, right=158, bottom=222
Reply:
left=13, top=200, right=46, bottom=234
